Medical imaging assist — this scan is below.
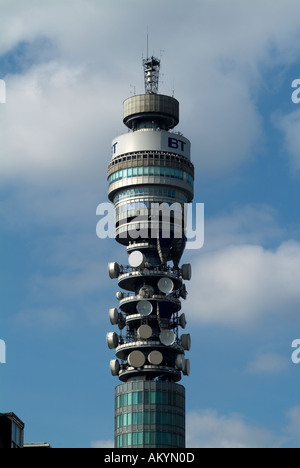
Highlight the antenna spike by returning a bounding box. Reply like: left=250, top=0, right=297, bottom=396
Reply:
left=147, top=29, right=149, bottom=59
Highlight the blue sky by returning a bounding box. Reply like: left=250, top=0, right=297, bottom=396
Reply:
left=1, top=0, right=300, bottom=448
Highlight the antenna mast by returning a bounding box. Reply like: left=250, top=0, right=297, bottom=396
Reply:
left=143, top=56, right=161, bottom=94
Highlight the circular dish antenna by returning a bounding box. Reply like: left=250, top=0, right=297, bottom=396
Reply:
left=128, top=350, right=146, bottom=368
left=136, top=300, right=153, bottom=317
left=158, top=277, right=174, bottom=294
left=108, top=262, right=120, bottom=279
left=182, top=264, right=192, bottom=281
left=138, top=324, right=152, bottom=339
left=110, top=359, right=120, bottom=376
left=179, top=313, right=187, bottom=329
left=160, top=329, right=176, bottom=346
left=148, top=350, right=163, bottom=365
left=175, top=354, right=185, bottom=370
left=106, top=332, right=119, bottom=349
left=128, top=251, right=145, bottom=268
left=116, top=291, right=124, bottom=300
left=181, top=333, right=191, bottom=351
left=182, top=358, right=191, bottom=376
left=109, top=308, right=119, bottom=325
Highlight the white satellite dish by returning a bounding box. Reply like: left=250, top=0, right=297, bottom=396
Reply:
left=138, top=325, right=152, bottom=340
left=136, top=300, right=153, bottom=317
left=128, top=350, right=146, bottom=368
left=158, top=277, right=174, bottom=294
left=116, top=291, right=124, bottom=300
left=128, top=251, right=145, bottom=268
left=181, top=334, right=191, bottom=351
left=160, top=330, right=176, bottom=346
left=108, top=262, right=120, bottom=279
left=109, top=308, right=119, bottom=325
left=148, top=350, right=163, bottom=365
left=106, top=332, right=119, bottom=349
left=110, top=359, right=120, bottom=376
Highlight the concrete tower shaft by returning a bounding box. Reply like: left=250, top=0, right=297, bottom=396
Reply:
left=107, top=56, right=194, bottom=449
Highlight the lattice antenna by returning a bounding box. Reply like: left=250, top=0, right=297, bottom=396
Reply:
left=143, top=56, right=161, bottom=94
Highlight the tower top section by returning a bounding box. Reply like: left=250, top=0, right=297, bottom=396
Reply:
left=122, top=56, right=179, bottom=131
left=143, top=56, right=160, bottom=94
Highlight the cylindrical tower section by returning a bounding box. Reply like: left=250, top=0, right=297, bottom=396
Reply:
left=115, top=381, right=185, bottom=449
left=123, top=94, right=179, bottom=130
left=108, top=129, right=194, bottom=252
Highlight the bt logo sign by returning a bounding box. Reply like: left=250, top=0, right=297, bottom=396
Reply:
left=0, top=339, right=6, bottom=364
left=0, top=79, right=6, bottom=104
left=168, top=137, right=187, bottom=152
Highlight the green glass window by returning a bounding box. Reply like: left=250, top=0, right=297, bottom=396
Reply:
left=137, top=432, right=143, bottom=445
left=109, top=167, right=192, bottom=186
left=150, top=391, right=156, bottom=404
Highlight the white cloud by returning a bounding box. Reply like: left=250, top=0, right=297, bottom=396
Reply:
left=188, top=240, right=300, bottom=327
left=186, top=409, right=283, bottom=448
left=0, top=61, right=120, bottom=184
left=91, top=439, right=114, bottom=449
left=203, top=204, right=285, bottom=251
left=1, top=0, right=300, bottom=184
left=246, top=352, right=289, bottom=375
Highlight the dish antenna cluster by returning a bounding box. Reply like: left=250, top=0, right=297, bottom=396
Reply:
left=107, top=253, right=192, bottom=381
